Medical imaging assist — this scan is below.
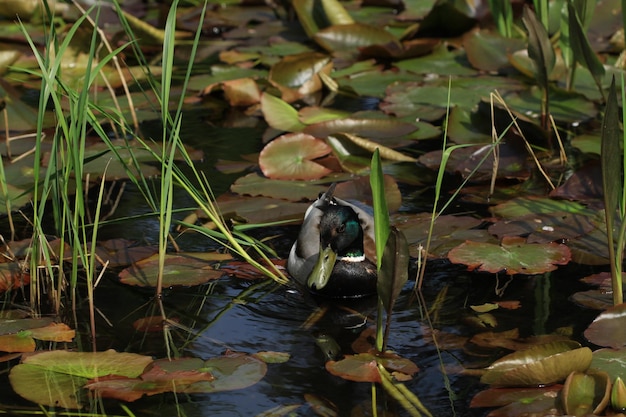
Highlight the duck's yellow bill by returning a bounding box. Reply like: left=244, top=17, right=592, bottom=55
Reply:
left=307, top=245, right=337, bottom=290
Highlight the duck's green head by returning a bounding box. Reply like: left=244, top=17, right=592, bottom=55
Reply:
left=307, top=204, right=365, bottom=291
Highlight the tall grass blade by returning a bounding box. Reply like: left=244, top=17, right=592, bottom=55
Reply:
left=567, top=1, right=605, bottom=100
left=487, top=0, right=512, bottom=37
left=370, top=148, right=390, bottom=269
left=600, top=76, right=622, bottom=305
left=522, top=5, right=555, bottom=129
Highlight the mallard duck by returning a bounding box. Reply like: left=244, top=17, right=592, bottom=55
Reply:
left=287, top=184, right=378, bottom=298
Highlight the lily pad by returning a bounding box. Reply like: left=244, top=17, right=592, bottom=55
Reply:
left=591, top=348, right=626, bottom=382
left=325, top=352, right=418, bottom=383
left=258, top=133, right=332, bottom=180
left=481, top=341, right=593, bottom=387
left=584, top=303, right=626, bottom=348
left=470, top=386, right=562, bottom=416
left=118, top=254, right=223, bottom=287
left=448, top=237, right=571, bottom=275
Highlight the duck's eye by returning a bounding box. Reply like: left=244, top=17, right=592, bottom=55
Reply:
left=337, top=224, right=346, bottom=233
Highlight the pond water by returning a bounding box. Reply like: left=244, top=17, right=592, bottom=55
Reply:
left=0, top=115, right=606, bottom=416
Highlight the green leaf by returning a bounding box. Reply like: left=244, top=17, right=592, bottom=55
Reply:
left=21, top=349, right=153, bottom=379
left=260, top=93, right=307, bottom=132
left=522, top=5, right=555, bottom=91
left=601, top=77, right=621, bottom=304
left=370, top=149, right=390, bottom=269
left=591, top=348, right=626, bottom=382
left=314, top=23, right=399, bottom=53
left=481, top=341, right=592, bottom=387
left=567, top=1, right=605, bottom=91
left=320, top=0, right=354, bottom=25
left=561, top=370, right=611, bottom=416
left=377, top=227, right=409, bottom=313
left=447, top=238, right=571, bottom=275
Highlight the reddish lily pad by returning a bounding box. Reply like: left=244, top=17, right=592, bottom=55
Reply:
left=0, top=333, right=36, bottom=353
left=325, top=353, right=382, bottom=383
left=259, top=133, right=332, bottom=180
left=118, top=254, right=223, bottom=287
left=325, top=352, right=418, bottom=383
left=584, top=303, right=626, bottom=348
left=0, top=262, right=29, bottom=292
left=448, top=237, right=571, bottom=275
left=470, top=386, right=562, bottom=415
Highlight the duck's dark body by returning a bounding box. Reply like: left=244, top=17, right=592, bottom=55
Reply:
left=287, top=184, right=377, bottom=298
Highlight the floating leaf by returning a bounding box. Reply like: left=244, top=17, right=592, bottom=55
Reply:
left=28, top=323, right=75, bottom=342
left=303, top=117, right=417, bottom=141
left=260, top=93, right=306, bottom=132
left=95, top=239, right=158, bottom=267
left=481, top=341, right=592, bottom=387
left=9, top=364, right=87, bottom=409
left=591, top=348, right=626, bottom=382
left=314, top=23, right=399, bottom=53
left=470, top=386, right=562, bottom=415
left=22, top=349, right=153, bottom=379
left=0, top=333, right=35, bottom=353
left=326, top=353, right=381, bottom=382
left=259, top=133, right=332, bottom=180
left=448, top=237, right=571, bottom=275
left=118, top=254, right=222, bottom=287
left=584, top=303, right=626, bottom=348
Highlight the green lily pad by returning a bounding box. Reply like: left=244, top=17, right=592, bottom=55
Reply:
left=491, top=197, right=596, bottom=218
left=21, top=349, right=153, bottom=379
left=313, top=23, right=399, bottom=53
left=481, top=341, right=592, bottom=387
left=470, top=386, right=562, bottom=416
left=260, top=93, right=307, bottom=132
left=591, top=348, right=626, bottom=382
left=584, top=303, right=626, bottom=348
left=258, top=132, right=332, bottom=180
left=448, top=237, right=571, bottom=275
left=9, top=364, right=87, bottom=409
left=118, top=254, right=223, bottom=287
